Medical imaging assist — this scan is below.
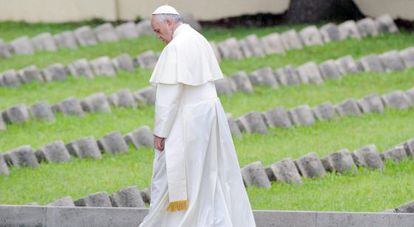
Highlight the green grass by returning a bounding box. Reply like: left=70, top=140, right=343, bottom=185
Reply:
left=1, top=109, right=414, bottom=210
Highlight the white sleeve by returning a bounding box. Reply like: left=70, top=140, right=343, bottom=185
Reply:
left=154, top=83, right=184, bottom=138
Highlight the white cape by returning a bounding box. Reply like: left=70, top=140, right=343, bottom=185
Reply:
left=139, top=94, right=256, bottom=227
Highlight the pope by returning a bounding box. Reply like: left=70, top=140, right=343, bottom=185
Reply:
left=138, top=5, right=256, bottom=227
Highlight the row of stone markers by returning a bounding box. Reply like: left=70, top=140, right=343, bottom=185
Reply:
left=212, top=14, right=398, bottom=61
left=1, top=45, right=413, bottom=132
left=0, top=20, right=156, bottom=58
left=0, top=50, right=159, bottom=88
left=34, top=135, right=414, bottom=208
left=240, top=136, right=414, bottom=189
left=215, top=46, right=414, bottom=97
left=1, top=87, right=413, bottom=177
left=0, top=126, right=153, bottom=176
left=228, top=88, right=414, bottom=139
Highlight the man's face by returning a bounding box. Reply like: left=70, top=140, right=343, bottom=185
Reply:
left=151, top=16, right=174, bottom=44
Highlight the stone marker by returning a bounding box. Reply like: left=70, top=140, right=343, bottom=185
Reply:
left=404, top=138, right=414, bottom=157
left=381, top=146, right=407, bottom=163
left=2, top=104, right=30, bottom=124
left=248, top=67, right=278, bottom=87
left=297, top=62, right=323, bottom=84
left=217, top=38, right=243, bottom=60
left=67, top=59, right=94, bottom=78
left=0, top=39, right=11, bottom=58
left=338, top=20, right=361, bottom=40
left=30, top=101, right=55, bottom=122
left=1, top=70, right=21, bottom=87
left=335, top=55, right=361, bottom=75
left=94, top=23, right=119, bottom=43
left=59, top=97, right=84, bottom=116
left=379, top=50, right=405, bottom=71
left=335, top=98, right=362, bottom=117
left=263, top=107, right=292, bottom=128
left=66, top=137, right=102, bottom=159
left=214, top=77, right=237, bottom=96
left=0, top=154, right=10, bottom=176
left=31, top=32, right=58, bottom=52
left=34, top=149, right=46, bottom=163
left=136, top=20, right=153, bottom=36
left=47, top=196, right=75, bottom=207
left=40, top=140, right=71, bottom=163
left=394, top=201, right=414, bottom=213
left=270, top=158, right=302, bottom=183
left=0, top=115, right=6, bottom=131
left=124, top=126, right=153, bottom=149
left=280, top=29, right=303, bottom=50
left=241, top=161, right=271, bottom=188
left=135, top=50, right=159, bottom=69
left=90, top=56, right=116, bottom=76
left=113, top=53, right=135, bottom=72
left=115, top=22, right=139, bottom=39
left=264, top=166, right=275, bottom=181
left=227, top=116, right=242, bottom=139
left=381, top=90, right=411, bottom=110
left=359, top=54, right=385, bottom=72
left=74, top=192, right=112, bottom=207
left=54, top=31, right=78, bottom=49
left=312, top=102, right=337, bottom=121
left=299, top=25, right=323, bottom=46
left=81, top=92, right=111, bottom=113
left=352, top=145, right=384, bottom=169
left=140, top=187, right=151, bottom=204
left=41, top=63, right=68, bottom=82
left=18, top=65, right=43, bottom=84
left=295, top=152, right=326, bottom=178
left=356, top=18, right=379, bottom=37
left=399, top=47, right=414, bottom=68
left=230, top=71, right=254, bottom=93
left=319, top=59, right=342, bottom=80
left=109, top=89, right=137, bottom=108
left=10, top=36, right=35, bottom=54
left=110, top=186, right=145, bottom=207
left=357, top=93, right=385, bottom=113
left=375, top=14, right=398, bottom=33
left=275, top=65, right=301, bottom=86
left=98, top=131, right=129, bottom=154
left=236, top=111, right=268, bottom=134
left=239, top=34, right=265, bottom=57
left=406, top=88, right=414, bottom=106
left=134, top=87, right=156, bottom=105
left=74, top=26, right=98, bottom=46
left=319, top=23, right=341, bottom=42
left=260, top=32, right=285, bottom=54
left=288, top=105, right=315, bottom=126
left=7, top=145, right=39, bottom=168
left=321, top=149, right=356, bottom=173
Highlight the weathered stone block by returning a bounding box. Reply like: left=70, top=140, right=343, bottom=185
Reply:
left=94, top=23, right=119, bottom=43
left=10, top=36, right=35, bottom=54
left=352, top=145, right=384, bottom=170
left=359, top=54, right=385, bottom=72
left=295, top=152, right=326, bottom=178
left=74, top=192, right=112, bottom=207
left=54, top=31, right=78, bottom=49
left=335, top=98, right=362, bottom=117
left=357, top=94, right=384, bottom=113
left=319, top=59, right=342, bottom=80
left=230, top=71, right=254, bottom=93
left=260, top=32, right=285, bottom=54
left=40, top=140, right=71, bottom=163
left=248, top=67, right=278, bottom=87
left=338, top=20, right=361, bottom=40
left=319, top=23, right=341, bottom=42
left=217, top=38, right=243, bottom=60
left=31, top=33, right=57, bottom=52
left=81, top=93, right=111, bottom=113
left=321, top=149, right=356, bottom=173
left=236, top=111, right=268, bottom=134
left=115, top=22, right=139, bottom=39
left=270, top=158, right=302, bottom=183
left=90, top=56, right=116, bottom=76
left=299, top=25, right=323, bottom=46
left=74, top=26, right=98, bottom=46
left=241, top=161, right=271, bottom=188
left=281, top=29, right=303, bottom=50
left=66, top=137, right=102, bottom=159
left=41, top=63, right=68, bottom=82
left=113, top=53, right=134, bottom=72
left=124, top=126, right=153, bottom=149
left=381, top=91, right=411, bottom=110
left=30, top=101, right=55, bottom=122
left=110, top=186, right=145, bottom=207
left=297, top=62, right=323, bottom=84
left=263, top=107, right=292, bottom=128
left=274, top=65, right=301, bottom=86
left=98, top=131, right=129, bottom=154
left=312, top=102, right=337, bottom=121
left=288, top=105, right=315, bottom=126
left=67, top=59, right=94, bottom=78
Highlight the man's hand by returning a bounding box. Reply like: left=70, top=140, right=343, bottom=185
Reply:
left=154, top=135, right=166, bottom=151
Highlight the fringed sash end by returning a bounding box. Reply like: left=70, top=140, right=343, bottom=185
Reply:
left=166, top=200, right=188, bottom=212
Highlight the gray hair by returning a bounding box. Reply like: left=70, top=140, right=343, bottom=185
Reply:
left=153, top=14, right=182, bottom=23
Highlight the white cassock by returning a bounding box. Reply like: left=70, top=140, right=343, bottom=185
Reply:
left=139, top=23, right=256, bottom=227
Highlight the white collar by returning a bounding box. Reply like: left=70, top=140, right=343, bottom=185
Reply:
left=173, top=23, right=189, bottom=39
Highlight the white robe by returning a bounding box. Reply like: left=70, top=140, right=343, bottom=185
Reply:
left=139, top=23, right=256, bottom=227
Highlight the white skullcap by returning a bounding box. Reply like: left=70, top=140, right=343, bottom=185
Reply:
left=152, top=5, right=180, bottom=15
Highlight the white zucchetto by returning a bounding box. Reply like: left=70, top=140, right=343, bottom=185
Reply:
left=152, top=5, right=180, bottom=15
